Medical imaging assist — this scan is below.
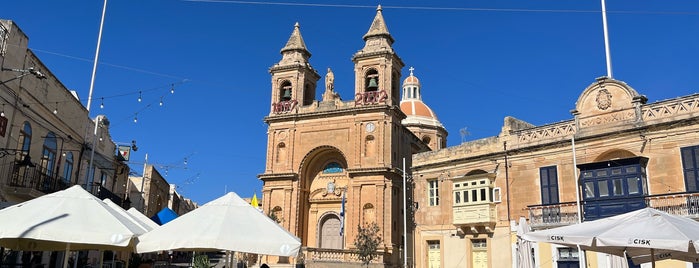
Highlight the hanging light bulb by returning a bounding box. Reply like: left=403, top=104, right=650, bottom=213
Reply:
left=53, top=102, right=58, bottom=114
left=100, top=97, right=105, bottom=109
left=170, top=84, right=175, bottom=94
left=138, top=91, right=142, bottom=102
left=134, top=113, right=138, bottom=123
left=1, top=104, right=5, bottom=117
left=159, top=96, right=164, bottom=106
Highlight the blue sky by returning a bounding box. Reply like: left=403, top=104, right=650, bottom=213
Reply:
left=3, top=1, right=698, bottom=205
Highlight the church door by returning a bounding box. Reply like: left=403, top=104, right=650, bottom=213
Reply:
left=319, top=216, right=342, bottom=249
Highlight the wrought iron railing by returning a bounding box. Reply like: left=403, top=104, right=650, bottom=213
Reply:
left=645, top=192, right=699, bottom=218
left=526, top=201, right=580, bottom=229
left=6, top=164, right=69, bottom=194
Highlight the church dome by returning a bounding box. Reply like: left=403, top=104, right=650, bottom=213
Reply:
left=401, top=100, right=437, bottom=119
left=400, top=67, right=444, bottom=128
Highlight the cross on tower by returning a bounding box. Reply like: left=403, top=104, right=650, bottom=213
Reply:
left=409, top=66, right=414, bottom=76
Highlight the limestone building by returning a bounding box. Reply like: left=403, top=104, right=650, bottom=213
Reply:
left=258, top=6, right=440, bottom=267
left=411, top=77, right=699, bottom=268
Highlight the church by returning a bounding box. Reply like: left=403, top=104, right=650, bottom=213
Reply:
left=258, top=5, right=444, bottom=267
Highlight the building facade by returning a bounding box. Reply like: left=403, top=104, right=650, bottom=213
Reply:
left=411, top=77, right=699, bottom=268
left=259, top=6, right=437, bottom=267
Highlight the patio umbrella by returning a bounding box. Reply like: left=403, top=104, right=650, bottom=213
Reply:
left=0, top=185, right=146, bottom=268
left=103, top=199, right=154, bottom=233
left=126, top=207, right=160, bottom=231
left=136, top=192, right=301, bottom=257
left=522, top=207, right=699, bottom=267
left=515, top=217, right=534, bottom=268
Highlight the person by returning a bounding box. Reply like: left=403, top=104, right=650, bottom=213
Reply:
left=260, top=264, right=269, bottom=268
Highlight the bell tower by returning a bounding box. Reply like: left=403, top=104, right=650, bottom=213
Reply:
left=352, top=5, right=404, bottom=107
left=269, top=22, right=320, bottom=114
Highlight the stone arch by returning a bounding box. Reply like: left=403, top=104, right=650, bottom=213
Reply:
left=575, top=78, right=641, bottom=118
left=279, top=79, right=293, bottom=101
left=317, top=211, right=343, bottom=249
left=594, top=149, right=636, bottom=162
left=364, top=68, right=379, bottom=92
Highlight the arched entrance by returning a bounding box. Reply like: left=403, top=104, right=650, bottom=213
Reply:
left=319, top=213, right=342, bottom=249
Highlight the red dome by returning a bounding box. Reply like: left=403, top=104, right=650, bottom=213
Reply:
left=400, top=99, right=437, bottom=119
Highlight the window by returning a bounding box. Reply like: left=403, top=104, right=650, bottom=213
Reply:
left=365, top=69, right=379, bottom=92
left=41, top=132, right=57, bottom=176
left=428, top=180, right=439, bottom=206
left=63, top=152, right=74, bottom=183
left=16, top=122, right=32, bottom=161
left=453, top=178, right=494, bottom=205
left=540, top=166, right=559, bottom=205
left=557, top=247, right=579, bottom=261
left=681, top=145, right=699, bottom=192
left=323, top=162, right=343, bottom=173
left=493, top=187, right=501, bottom=203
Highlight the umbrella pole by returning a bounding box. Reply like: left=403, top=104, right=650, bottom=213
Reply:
left=123, top=252, right=129, bottom=268
left=99, top=250, right=104, bottom=268
left=62, top=244, right=71, bottom=268
left=651, top=248, right=656, bottom=268
left=225, top=251, right=230, bottom=268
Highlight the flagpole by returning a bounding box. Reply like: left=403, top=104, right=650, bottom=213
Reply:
left=601, top=0, right=613, bottom=78
left=572, top=136, right=587, bottom=267
left=402, top=157, right=408, bottom=268
left=86, top=0, right=107, bottom=111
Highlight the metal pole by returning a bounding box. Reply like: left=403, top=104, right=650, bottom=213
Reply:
left=402, top=157, right=408, bottom=268
left=601, top=0, right=613, bottom=78
left=140, top=153, right=148, bottom=213
left=86, top=0, right=108, bottom=111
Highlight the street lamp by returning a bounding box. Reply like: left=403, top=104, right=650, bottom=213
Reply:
left=0, top=67, right=46, bottom=86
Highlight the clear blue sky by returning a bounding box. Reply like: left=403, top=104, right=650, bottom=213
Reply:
left=3, top=1, right=698, bottom=205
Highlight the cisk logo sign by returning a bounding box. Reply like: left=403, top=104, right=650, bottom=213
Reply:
left=549, top=235, right=565, bottom=242
left=628, top=238, right=651, bottom=246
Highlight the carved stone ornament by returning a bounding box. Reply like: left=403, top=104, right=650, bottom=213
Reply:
left=596, top=88, right=613, bottom=110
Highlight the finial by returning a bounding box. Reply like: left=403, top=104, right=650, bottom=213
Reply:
left=377, top=5, right=382, bottom=11
left=294, top=22, right=300, bottom=28
left=409, top=66, right=414, bottom=76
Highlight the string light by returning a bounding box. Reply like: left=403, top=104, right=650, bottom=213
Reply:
left=1, top=104, right=5, bottom=117
left=159, top=96, right=164, bottom=106
left=170, top=84, right=175, bottom=94
left=53, top=102, right=58, bottom=114
left=134, top=113, right=138, bottom=123
left=138, top=91, right=142, bottom=102
left=100, top=97, right=105, bottom=109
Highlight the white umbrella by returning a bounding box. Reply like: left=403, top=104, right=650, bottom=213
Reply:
left=126, top=207, right=160, bottom=231
left=136, top=192, right=301, bottom=257
left=0, top=185, right=146, bottom=268
left=515, top=217, right=535, bottom=268
left=522, top=207, right=699, bottom=266
left=103, top=199, right=153, bottom=234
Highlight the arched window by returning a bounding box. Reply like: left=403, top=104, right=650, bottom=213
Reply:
left=272, top=206, right=283, bottom=223
left=323, top=162, right=343, bottom=173
left=422, top=136, right=431, bottom=146
left=16, top=121, right=32, bottom=161
left=63, top=152, right=74, bottom=183
left=276, top=142, right=287, bottom=163
left=303, top=83, right=314, bottom=105
left=363, top=203, right=376, bottom=224
left=280, top=80, right=292, bottom=101
left=365, top=69, right=379, bottom=92
left=41, top=132, right=58, bottom=176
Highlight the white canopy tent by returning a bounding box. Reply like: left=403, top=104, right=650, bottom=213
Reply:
left=522, top=207, right=699, bottom=267
left=136, top=192, right=301, bottom=257
left=0, top=185, right=146, bottom=268
left=126, top=207, right=160, bottom=231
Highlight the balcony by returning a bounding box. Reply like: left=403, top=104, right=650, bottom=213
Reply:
left=526, top=202, right=580, bottom=229
left=645, top=192, right=699, bottom=219
left=96, top=185, right=125, bottom=208
left=453, top=203, right=497, bottom=229
left=304, top=247, right=387, bottom=265
left=5, top=164, right=70, bottom=199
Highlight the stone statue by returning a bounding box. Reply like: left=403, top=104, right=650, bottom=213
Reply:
left=323, top=67, right=341, bottom=102
left=325, top=67, right=334, bottom=92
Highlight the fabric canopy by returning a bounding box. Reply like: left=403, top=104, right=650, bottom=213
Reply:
left=150, top=207, right=178, bottom=225
left=522, top=207, right=699, bottom=266
left=136, top=192, right=301, bottom=257
left=102, top=199, right=155, bottom=233
left=126, top=207, right=160, bottom=231
left=0, top=185, right=145, bottom=251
